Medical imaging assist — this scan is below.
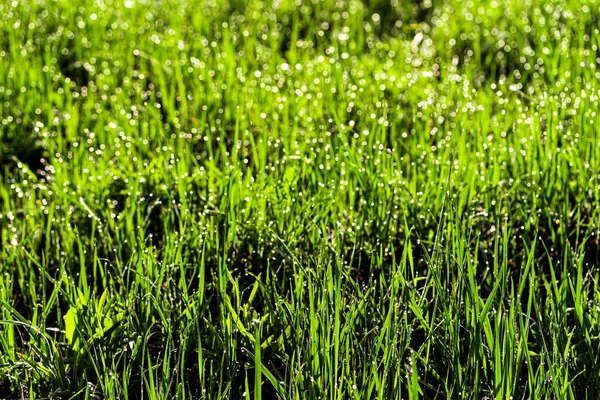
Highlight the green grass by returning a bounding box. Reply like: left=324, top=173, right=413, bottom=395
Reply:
left=1, top=0, right=600, bottom=398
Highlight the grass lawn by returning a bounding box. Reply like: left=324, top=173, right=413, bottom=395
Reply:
left=2, top=0, right=600, bottom=398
